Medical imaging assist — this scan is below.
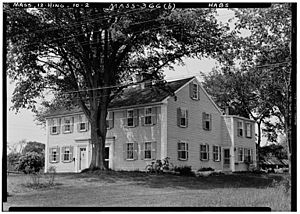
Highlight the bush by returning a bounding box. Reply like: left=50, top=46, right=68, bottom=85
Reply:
left=174, top=166, right=194, bottom=176
left=198, top=167, right=214, bottom=172
left=16, top=152, right=44, bottom=174
left=7, top=152, right=22, bottom=171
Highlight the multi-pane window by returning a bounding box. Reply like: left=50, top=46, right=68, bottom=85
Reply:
left=127, top=110, right=134, bottom=127
left=64, top=118, right=72, bottom=133
left=178, top=142, right=188, bottom=160
left=200, top=144, right=209, bottom=160
left=244, top=148, right=252, bottom=162
left=78, top=114, right=88, bottom=132
left=213, top=146, right=221, bottom=161
left=177, top=108, right=188, bottom=127
left=126, top=143, right=134, bottom=160
left=144, top=107, right=152, bottom=125
left=192, top=83, right=199, bottom=100
left=246, top=123, right=252, bottom=138
left=49, top=147, right=59, bottom=163
left=144, top=142, right=152, bottom=159
left=238, top=148, right=244, bottom=162
left=49, top=118, right=60, bottom=135
left=203, top=113, right=212, bottom=130
left=62, top=146, right=73, bottom=162
left=106, top=111, right=114, bottom=129
left=237, top=121, right=243, bottom=137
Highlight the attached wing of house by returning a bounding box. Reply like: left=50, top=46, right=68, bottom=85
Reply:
left=45, top=76, right=257, bottom=173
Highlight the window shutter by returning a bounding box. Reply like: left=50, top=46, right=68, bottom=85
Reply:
left=57, top=146, right=60, bottom=162
left=244, top=122, right=247, bottom=137
left=152, top=107, right=157, bottom=125
left=186, top=110, right=188, bottom=127
left=70, top=117, right=74, bottom=133
left=77, top=116, right=81, bottom=132
left=61, top=147, right=65, bottom=161
left=133, top=109, right=139, bottom=127
left=189, top=82, right=193, bottom=99
left=177, top=108, right=181, bottom=127
left=151, top=141, right=157, bottom=160
left=202, top=112, right=206, bottom=130
left=123, top=144, right=127, bottom=160
left=250, top=149, right=253, bottom=161
left=140, top=108, right=145, bottom=126
left=244, top=148, right=247, bottom=161
left=207, top=144, right=210, bottom=160
left=140, top=143, right=145, bottom=160
left=237, top=121, right=239, bottom=136
left=70, top=146, right=74, bottom=160
left=250, top=124, right=253, bottom=138
left=219, top=146, right=221, bottom=161
left=209, top=114, right=212, bottom=131
left=177, top=142, right=181, bottom=160
left=186, top=143, right=189, bottom=159
left=86, top=121, right=90, bottom=131
left=198, top=85, right=200, bottom=100
left=57, top=118, right=61, bottom=134
left=133, top=142, right=139, bottom=160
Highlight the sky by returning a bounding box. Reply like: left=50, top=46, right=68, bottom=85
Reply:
left=5, top=8, right=267, bottom=148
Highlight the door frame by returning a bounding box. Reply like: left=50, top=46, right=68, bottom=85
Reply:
left=79, top=146, right=88, bottom=171
left=223, top=147, right=231, bottom=171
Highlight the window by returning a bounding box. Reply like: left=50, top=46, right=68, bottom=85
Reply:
left=49, top=147, right=60, bottom=163
left=244, top=148, right=252, bottom=162
left=106, top=111, right=114, bottom=129
left=200, top=144, right=209, bottom=161
left=126, top=143, right=134, bottom=160
left=144, top=142, right=152, bottom=159
left=144, top=107, right=152, bottom=125
left=237, top=121, right=243, bottom=137
left=213, top=146, right=221, bottom=161
left=62, top=146, right=73, bottom=162
left=238, top=148, right=244, bottom=162
left=49, top=118, right=60, bottom=135
left=246, top=123, right=252, bottom=138
left=78, top=114, right=88, bottom=132
left=177, top=108, right=188, bottom=127
left=63, top=117, right=73, bottom=133
left=178, top=142, right=188, bottom=160
left=202, top=112, right=212, bottom=130
left=190, top=82, right=200, bottom=100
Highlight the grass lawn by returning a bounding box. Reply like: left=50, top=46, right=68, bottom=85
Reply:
left=4, top=171, right=291, bottom=211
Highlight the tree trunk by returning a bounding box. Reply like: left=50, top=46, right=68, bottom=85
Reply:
left=89, top=104, right=108, bottom=170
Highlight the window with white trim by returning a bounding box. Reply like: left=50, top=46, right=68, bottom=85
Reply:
left=213, top=146, right=221, bottom=161
left=49, top=118, right=60, bottom=135
left=62, top=146, right=73, bottom=162
left=78, top=114, right=88, bottom=132
left=192, top=83, right=199, bottom=100
left=200, top=144, right=209, bottom=161
left=178, top=141, right=188, bottom=160
left=106, top=111, right=114, bottom=129
left=126, top=143, right=134, bottom=160
left=127, top=110, right=134, bottom=127
left=49, top=147, right=59, bottom=163
left=238, top=148, right=244, bottom=162
left=63, top=117, right=73, bottom=133
left=144, top=142, right=152, bottom=159
left=246, top=123, right=252, bottom=138
left=177, top=108, right=188, bottom=127
left=144, top=107, right=153, bottom=125
left=203, top=112, right=212, bottom=131
left=237, top=121, right=243, bottom=137
left=244, top=148, right=252, bottom=162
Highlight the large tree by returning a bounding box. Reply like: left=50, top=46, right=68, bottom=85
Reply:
left=6, top=6, right=235, bottom=170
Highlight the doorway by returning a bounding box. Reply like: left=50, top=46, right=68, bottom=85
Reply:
left=223, top=148, right=231, bottom=170
left=79, top=147, right=87, bottom=171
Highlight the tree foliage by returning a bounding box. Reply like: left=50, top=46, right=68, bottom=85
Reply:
left=22, top=141, right=45, bottom=155
left=6, top=6, right=236, bottom=169
left=16, top=151, right=44, bottom=174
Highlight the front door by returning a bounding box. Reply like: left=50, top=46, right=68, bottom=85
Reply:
left=104, top=147, right=109, bottom=169
left=223, top=148, right=230, bottom=170
left=79, top=148, right=87, bottom=170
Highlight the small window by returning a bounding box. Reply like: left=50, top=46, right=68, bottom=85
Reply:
left=192, top=83, right=199, bottom=100
left=106, top=111, right=114, bottom=129
left=178, top=142, right=188, bottom=160
left=203, top=113, right=211, bottom=131
left=144, top=142, right=152, bottom=159
left=64, top=118, right=71, bottom=132
left=62, top=146, right=73, bottom=162
left=244, top=148, right=252, bottom=162
left=237, top=121, right=243, bottom=137
left=51, top=126, right=57, bottom=134
left=50, top=118, right=60, bottom=135
left=238, top=148, right=244, bottom=162
left=49, top=147, right=60, bottom=163
left=78, top=114, right=88, bottom=132
left=213, top=146, right=221, bottom=162
left=144, top=107, right=152, bottom=125
left=126, top=143, right=134, bottom=160
left=177, top=108, right=188, bottom=127
left=200, top=144, right=209, bottom=161
left=127, top=110, right=134, bottom=127
left=246, top=123, right=252, bottom=138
